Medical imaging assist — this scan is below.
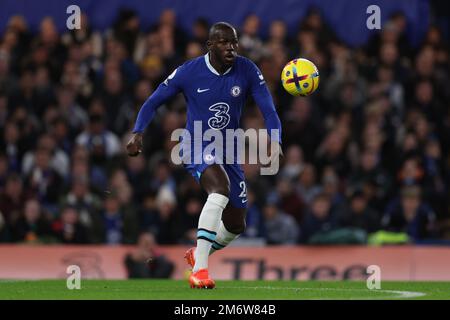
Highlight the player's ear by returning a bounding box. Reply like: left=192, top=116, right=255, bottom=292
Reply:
left=206, top=39, right=212, bottom=50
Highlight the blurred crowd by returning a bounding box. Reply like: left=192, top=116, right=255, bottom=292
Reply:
left=0, top=7, right=449, bottom=246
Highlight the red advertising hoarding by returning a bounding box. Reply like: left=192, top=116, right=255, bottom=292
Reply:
left=0, top=245, right=449, bottom=280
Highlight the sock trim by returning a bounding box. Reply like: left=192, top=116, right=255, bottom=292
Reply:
left=197, top=229, right=217, bottom=241
left=197, top=228, right=217, bottom=236
left=212, top=241, right=225, bottom=250
left=197, top=236, right=214, bottom=243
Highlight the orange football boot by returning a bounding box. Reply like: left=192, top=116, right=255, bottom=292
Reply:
left=184, top=247, right=196, bottom=269
left=189, top=268, right=215, bottom=289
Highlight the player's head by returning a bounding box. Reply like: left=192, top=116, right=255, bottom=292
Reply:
left=207, top=22, right=238, bottom=67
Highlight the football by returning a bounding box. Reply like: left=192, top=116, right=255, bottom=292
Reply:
left=281, top=58, right=320, bottom=96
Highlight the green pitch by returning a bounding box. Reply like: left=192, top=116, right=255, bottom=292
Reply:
left=0, top=280, right=449, bottom=300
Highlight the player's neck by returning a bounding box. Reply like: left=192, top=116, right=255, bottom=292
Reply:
left=208, top=52, right=229, bottom=75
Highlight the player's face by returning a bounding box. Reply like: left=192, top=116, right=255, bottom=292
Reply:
left=209, top=28, right=239, bottom=67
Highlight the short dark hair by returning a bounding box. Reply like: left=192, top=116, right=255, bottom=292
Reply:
left=208, top=22, right=236, bottom=40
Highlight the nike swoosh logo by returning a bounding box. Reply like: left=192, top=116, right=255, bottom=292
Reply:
left=197, top=88, right=210, bottom=93
left=241, top=199, right=248, bottom=203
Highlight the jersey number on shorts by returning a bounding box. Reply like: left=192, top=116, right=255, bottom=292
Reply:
left=239, top=181, right=247, bottom=203
left=208, top=102, right=230, bottom=130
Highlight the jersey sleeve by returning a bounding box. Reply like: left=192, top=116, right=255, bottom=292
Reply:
left=247, top=60, right=282, bottom=144
left=132, top=66, right=185, bottom=133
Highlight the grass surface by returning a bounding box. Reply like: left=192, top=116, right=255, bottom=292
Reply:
left=1, top=280, right=449, bottom=300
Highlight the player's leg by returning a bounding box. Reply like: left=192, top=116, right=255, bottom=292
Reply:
left=188, top=164, right=230, bottom=288
left=185, top=206, right=246, bottom=265
left=210, top=163, right=247, bottom=254
left=210, top=206, right=246, bottom=254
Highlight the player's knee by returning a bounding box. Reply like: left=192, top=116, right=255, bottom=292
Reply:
left=210, top=178, right=230, bottom=198
left=212, top=185, right=230, bottom=198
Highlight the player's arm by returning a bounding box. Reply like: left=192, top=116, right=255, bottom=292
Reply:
left=127, top=68, right=183, bottom=156
left=248, top=61, right=283, bottom=158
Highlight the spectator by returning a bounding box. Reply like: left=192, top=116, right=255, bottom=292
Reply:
left=299, top=7, right=337, bottom=49
left=296, top=163, right=322, bottom=205
left=280, top=144, right=304, bottom=180
left=33, top=17, right=66, bottom=81
left=239, top=14, right=264, bottom=62
left=397, top=157, right=425, bottom=187
left=191, top=18, right=210, bottom=44
left=22, top=133, right=70, bottom=179
left=124, top=232, right=174, bottom=278
left=0, top=173, right=27, bottom=227
left=156, top=8, right=187, bottom=59
left=315, top=129, right=350, bottom=178
left=10, top=198, right=53, bottom=243
left=69, top=144, right=107, bottom=192
left=382, top=186, right=438, bottom=241
left=125, top=155, right=152, bottom=202
left=262, top=195, right=299, bottom=245
left=49, top=116, right=72, bottom=154
left=0, top=122, right=26, bottom=172
left=100, top=67, right=134, bottom=134
left=153, top=187, right=180, bottom=244
left=106, top=170, right=139, bottom=244
left=283, top=97, right=323, bottom=159
left=266, top=20, right=290, bottom=48
left=63, top=174, right=101, bottom=226
left=24, top=146, right=64, bottom=213
left=52, top=205, right=89, bottom=244
left=273, top=177, right=305, bottom=224
left=301, top=193, right=338, bottom=243
left=348, top=149, right=392, bottom=204
left=0, top=40, right=19, bottom=96
left=138, top=191, right=161, bottom=236
left=150, top=159, right=177, bottom=194
left=33, top=66, right=55, bottom=118
left=75, top=112, right=121, bottom=163
left=101, top=193, right=127, bottom=245
left=56, top=85, right=88, bottom=136
left=321, top=166, right=345, bottom=211
left=338, top=189, right=381, bottom=233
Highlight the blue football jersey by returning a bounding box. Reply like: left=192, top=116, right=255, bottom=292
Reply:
left=133, top=53, right=281, bottom=144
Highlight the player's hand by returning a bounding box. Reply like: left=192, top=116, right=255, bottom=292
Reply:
left=126, top=133, right=143, bottom=157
